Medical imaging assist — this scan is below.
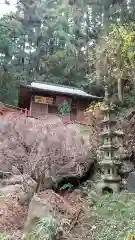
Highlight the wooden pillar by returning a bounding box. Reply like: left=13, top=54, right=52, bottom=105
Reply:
left=30, top=96, right=33, bottom=116
left=46, top=104, right=48, bottom=114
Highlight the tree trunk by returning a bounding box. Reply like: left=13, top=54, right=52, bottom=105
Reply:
left=117, top=78, right=123, bottom=102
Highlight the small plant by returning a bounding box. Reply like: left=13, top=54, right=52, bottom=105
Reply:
left=60, top=183, right=74, bottom=191
left=0, top=233, right=11, bottom=240
left=26, top=215, right=61, bottom=240
left=58, top=100, right=71, bottom=115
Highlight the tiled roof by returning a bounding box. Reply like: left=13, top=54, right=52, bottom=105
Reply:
left=30, top=82, right=102, bottom=99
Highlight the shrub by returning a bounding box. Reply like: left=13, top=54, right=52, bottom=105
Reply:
left=58, top=100, right=71, bottom=115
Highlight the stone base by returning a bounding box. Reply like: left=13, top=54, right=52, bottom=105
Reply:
left=96, top=181, right=120, bottom=194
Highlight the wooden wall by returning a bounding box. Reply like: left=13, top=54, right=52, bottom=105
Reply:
left=30, top=93, right=90, bottom=121
left=30, top=99, right=48, bottom=117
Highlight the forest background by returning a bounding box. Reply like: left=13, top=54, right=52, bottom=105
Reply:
left=0, top=0, right=135, bottom=111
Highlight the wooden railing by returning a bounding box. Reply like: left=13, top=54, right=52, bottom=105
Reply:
left=0, top=104, right=32, bottom=117
left=0, top=104, right=93, bottom=125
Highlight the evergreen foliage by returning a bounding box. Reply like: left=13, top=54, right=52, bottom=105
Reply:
left=58, top=100, right=71, bottom=115
left=0, top=0, right=135, bottom=106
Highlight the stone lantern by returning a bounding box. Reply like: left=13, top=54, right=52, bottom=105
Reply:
left=97, top=85, right=122, bottom=193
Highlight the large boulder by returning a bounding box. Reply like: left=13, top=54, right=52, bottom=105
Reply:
left=24, top=190, right=70, bottom=240
left=0, top=184, right=22, bottom=196
left=0, top=174, right=37, bottom=205
left=1, top=174, right=37, bottom=191
left=0, top=115, right=94, bottom=188
left=24, top=189, right=84, bottom=239
left=0, top=174, right=36, bottom=234
left=27, top=190, right=77, bottom=221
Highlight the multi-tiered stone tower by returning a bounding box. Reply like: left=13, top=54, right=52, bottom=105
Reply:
left=97, top=85, right=124, bottom=193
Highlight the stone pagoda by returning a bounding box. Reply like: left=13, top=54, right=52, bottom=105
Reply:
left=97, top=85, right=124, bottom=194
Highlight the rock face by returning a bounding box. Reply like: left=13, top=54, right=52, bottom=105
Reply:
left=0, top=194, right=27, bottom=232
left=24, top=190, right=70, bottom=239
left=0, top=184, right=23, bottom=196
left=120, top=110, right=135, bottom=164
left=0, top=174, right=37, bottom=205
left=0, top=174, right=37, bottom=237
left=0, top=115, right=93, bottom=188
left=27, top=190, right=77, bottom=222
left=24, top=189, right=84, bottom=239
left=127, top=171, right=135, bottom=192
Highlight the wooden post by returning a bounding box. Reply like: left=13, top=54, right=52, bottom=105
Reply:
left=25, top=108, right=27, bottom=116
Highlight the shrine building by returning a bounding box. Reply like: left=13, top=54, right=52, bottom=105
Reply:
left=18, top=82, right=102, bottom=121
